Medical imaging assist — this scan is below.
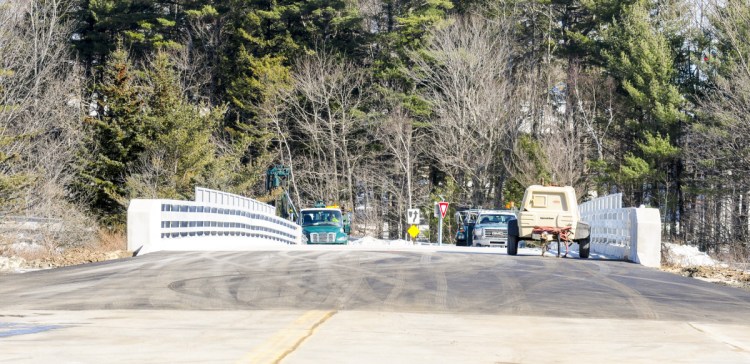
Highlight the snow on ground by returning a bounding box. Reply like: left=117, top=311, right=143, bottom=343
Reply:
left=662, top=242, right=716, bottom=267
left=0, top=256, right=27, bottom=273
left=659, top=243, right=750, bottom=290
left=349, top=236, right=416, bottom=247
left=347, top=236, right=623, bottom=260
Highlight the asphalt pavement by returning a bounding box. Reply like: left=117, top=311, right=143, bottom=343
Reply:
left=1, top=246, right=749, bottom=363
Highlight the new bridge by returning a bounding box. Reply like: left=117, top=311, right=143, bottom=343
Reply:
left=0, top=188, right=748, bottom=363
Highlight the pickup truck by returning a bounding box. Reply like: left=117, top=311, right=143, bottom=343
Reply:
left=472, top=210, right=516, bottom=247
left=507, top=185, right=591, bottom=258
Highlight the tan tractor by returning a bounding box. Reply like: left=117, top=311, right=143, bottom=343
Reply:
left=507, top=185, right=591, bottom=258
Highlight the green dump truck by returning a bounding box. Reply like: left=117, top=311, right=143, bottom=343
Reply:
left=298, top=207, right=351, bottom=245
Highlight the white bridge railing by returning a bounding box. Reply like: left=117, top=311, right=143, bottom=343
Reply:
left=127, top=187, right=302, bottom=255
left=579, top=194, right=661, bottom=267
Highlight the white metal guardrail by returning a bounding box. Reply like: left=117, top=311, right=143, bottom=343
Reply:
left=579, top=194, right=661, bottom=267
left=579, top=193, right=622, bottom=214
left=194, top=187, right=275, bottom=215
left=127, top=187, right=302, bottom=255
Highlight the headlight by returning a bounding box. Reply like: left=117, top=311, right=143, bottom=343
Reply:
left=474, top=228, right=483, bottom=237
left=302, top=234, right=309, bottom=244
left=337, top=235, right=348, bottom=242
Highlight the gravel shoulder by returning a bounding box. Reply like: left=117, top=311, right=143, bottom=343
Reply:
left=1, top=248, right=131, bottom=273
left=660, top=265, right=750, bottom=292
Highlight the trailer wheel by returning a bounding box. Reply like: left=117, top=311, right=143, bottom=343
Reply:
left=507, top=235, right=519, bottom=256
left=578, top=237, right=590, bottom=259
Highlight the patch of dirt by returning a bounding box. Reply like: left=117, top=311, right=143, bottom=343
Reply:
left=0, top=229, right=130, bottom=273
left=661, top=265, right=750, bottom=292
left=1, top=248, right=131, bottom=273
left=23, top=248, right=132, bottom=270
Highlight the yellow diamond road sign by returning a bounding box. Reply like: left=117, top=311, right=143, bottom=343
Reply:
left=407, top=224, right=420, bottom=239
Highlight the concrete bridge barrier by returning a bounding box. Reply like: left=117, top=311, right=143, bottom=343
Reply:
left=127, top=187, right=302, bottom=255
left=579, top=194, right=662, bottom=267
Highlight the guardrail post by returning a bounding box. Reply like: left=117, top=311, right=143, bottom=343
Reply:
left=127, top=199, right=163, bottom=254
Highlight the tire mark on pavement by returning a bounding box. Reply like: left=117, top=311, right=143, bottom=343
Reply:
left=384, top=269, right=406, bottom=305
left=494, top=260, right=533, bottom=315
left=434, top=267, right=448, bottom=309
left=578, top=262, right=660, bottom=320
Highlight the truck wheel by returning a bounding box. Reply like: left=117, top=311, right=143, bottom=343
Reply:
left=578, top=237, right=590, bottom=259
left=507, top=235, right=519, bottom=256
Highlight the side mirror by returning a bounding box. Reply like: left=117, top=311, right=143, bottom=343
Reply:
left=343, top=212, right=352, bottom=234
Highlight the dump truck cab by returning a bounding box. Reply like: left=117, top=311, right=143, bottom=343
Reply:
left=299, top=208, right=350, bottom=245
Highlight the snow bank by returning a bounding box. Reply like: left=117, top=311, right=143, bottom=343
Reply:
left=350, top=236, right=416, bottom=247
left=663, top=243, right=715, bottom=267
left=0, top=256, right=26, bottom=273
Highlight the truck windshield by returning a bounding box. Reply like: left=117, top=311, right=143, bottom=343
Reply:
left=301, top=210, right=343, bottom=227
left=476, top=214, right=513, bottom=225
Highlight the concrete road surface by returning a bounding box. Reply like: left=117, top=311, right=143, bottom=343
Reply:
left=1, top=246, right=749, bottom=363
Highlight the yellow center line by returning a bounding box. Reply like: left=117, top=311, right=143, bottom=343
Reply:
left=238, top=310, right=337, bottom=364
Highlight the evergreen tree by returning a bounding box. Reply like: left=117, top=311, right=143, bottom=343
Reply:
left=77, top=46, right=145, bottom=224
left=73, top=0, right=209, bottom=70
left=373, top=0, right=454, bottom=91
left=602, top=1, right=684, bottom=207
left=603, top=2, right=684, bottom=131
left=126, top=51, right=222, bottom=200
left=0, top=64, right=33, bottom=212
left=0, top=137, right=33, bottom=213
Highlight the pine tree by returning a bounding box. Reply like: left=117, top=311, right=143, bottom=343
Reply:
left=126, top=51, right=222, bottom=200
left=0, top=137, right=33, bottom=213
left=602, top=1, right=684, bottom=207
left=603, top=1, right=684, bottom=130
left=374, top=0, right=453, bottom=91
left=73, top=0, right=208, bottom=70
left=77, top=46, right=145, bottom=224
left=0, top=64, right=33, bottom=212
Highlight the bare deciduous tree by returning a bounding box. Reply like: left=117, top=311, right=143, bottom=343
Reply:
left=409, top=14, right=515, bottom=206
left=0, top=0, right=95, bottom=246
left=375, top=106, right=419, bottom=208
left=570, top=65, right=617, bottom=162
left=508, top=121, right=589, bottom=195
left=283, top=51, right=367, bottom=210
left=681, top=0, right=750, bottom=259
left=371, top=105, right=433, bottom=235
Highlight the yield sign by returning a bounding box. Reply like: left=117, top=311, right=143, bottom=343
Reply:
left=438, top=201, right=449, bottom=219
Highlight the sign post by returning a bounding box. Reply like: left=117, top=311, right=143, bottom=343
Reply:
left=437, top=201, right=449, bottom=246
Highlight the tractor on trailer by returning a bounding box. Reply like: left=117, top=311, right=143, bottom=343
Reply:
left=507, top=185, right=591, bottom=258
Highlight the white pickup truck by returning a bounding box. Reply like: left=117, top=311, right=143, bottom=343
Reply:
left=507, top=185, right=591, bottom=258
